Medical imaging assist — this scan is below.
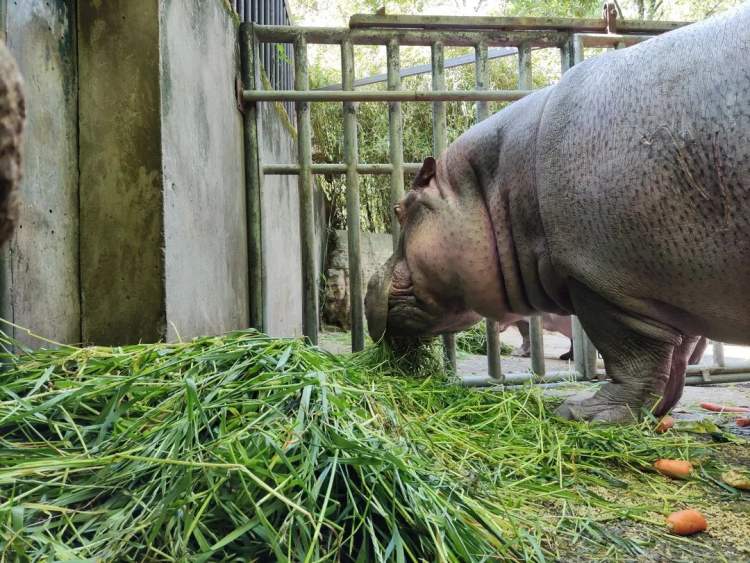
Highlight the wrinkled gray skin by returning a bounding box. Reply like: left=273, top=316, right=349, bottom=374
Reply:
left=365, top=6, right=750, bottom=423
left=0, top=42, right=24, bottom=245
left=508, top=315, right=707, bottom=365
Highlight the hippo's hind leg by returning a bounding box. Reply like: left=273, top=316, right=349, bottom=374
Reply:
left=512, top=319, right=531, bottom=357
left=555, top=283, right=682, bottom=423
left=653, top=335, right=701, bottom=416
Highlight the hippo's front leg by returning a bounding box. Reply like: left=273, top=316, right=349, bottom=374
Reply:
left=555, top=282, right=682, bottom=423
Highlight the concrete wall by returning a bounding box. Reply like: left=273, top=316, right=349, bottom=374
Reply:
left=323, top=229, right=392, bottom=329
left=5, top=0, right=80, bottom=346
left=78, top=0, right=166, bottom=345
left=3, top=0, right=322, bottom=346
left=258, top=102, right=303, bottom=336
left=257, top=98, right=327, bottom=338
left=160, top=0, right=249, bottom=341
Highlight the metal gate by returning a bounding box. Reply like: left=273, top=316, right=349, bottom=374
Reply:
left=237, top=3, right=750, bottom=385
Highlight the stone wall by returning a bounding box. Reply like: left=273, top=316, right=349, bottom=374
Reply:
left=323, top=229, right=393, bottom=330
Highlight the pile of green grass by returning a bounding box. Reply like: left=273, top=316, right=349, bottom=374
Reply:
left=456, top=322, right=514, bottom=356
left=0, top=330, right=733, bottom=561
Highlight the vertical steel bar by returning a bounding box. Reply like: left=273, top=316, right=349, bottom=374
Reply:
left=342, top=39, right=365, bottom=352
left=431, top=41, right=456, bottom=374
left=475, top=41, right=502, bottom=382
left=530, top=316, right=546, bottom=376
left=560, top=35, right=574, bottom=74
left=386, top=39, right=405, bottom=251
left=294, top=36, right=319, bottom=344
left=240, top=25, right=265, bottom=331
left=517, top=43, right=546, bottom=376
left=713, top=341, right=726, bottom=368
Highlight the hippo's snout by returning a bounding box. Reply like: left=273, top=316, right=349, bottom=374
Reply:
left=365, top=257, right=395, bottom=342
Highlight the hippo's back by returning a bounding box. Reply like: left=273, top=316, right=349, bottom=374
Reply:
left=535, top=5, right=750, bottom=342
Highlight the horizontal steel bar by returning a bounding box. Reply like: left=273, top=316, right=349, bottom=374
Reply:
left=263, top=162, right=423, bottom=175
left=578, top=33, right=652, bottom=47
left=318, top=46, right=518, bottom=91
left=686, top=373, right=750, bottom=385
left=686, top=363, right=750, bottom=375
left=462, top=370, right=585, bottom=387
left=250, top=24, right=569, bottom=47
left=349, top=14, right=689, bottom=34
left=244, top=88, right=531, bottom=103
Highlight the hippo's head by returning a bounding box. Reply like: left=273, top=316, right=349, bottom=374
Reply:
left=365, top=155, right=518, bottom=342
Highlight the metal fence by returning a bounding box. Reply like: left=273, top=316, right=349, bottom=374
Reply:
left=231, top=0, right=294, bottom=116
left=239, top=4, right=749, bottom=385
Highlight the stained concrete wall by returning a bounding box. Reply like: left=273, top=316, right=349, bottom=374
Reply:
left=160, top=0, right=249, bottom=341
left=5, top=0, right=80, bottom=347
left=78, top=0, right=166, bottom=345
left=258, top=102, right=303, bottom=336
left=257, top=99, right=327, bottom=338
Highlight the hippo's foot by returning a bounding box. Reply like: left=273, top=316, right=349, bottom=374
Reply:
left=511, top=346, right=530, bottom=357
left=555, top=394, right=639, bottom=424
left=558, top=350, right=573, bottom=361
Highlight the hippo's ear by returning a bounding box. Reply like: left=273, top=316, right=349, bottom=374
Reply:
left=412, top=156, right=436, bottom=189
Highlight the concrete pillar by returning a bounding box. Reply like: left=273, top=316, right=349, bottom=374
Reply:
left=77, top=0, right=165, bottom=345
left=5, top=1, right=80, bottom=347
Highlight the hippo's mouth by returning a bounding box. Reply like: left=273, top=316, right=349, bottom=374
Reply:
left=365, top=256, right=480, bottom=342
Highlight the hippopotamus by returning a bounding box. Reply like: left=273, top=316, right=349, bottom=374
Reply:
left=365, top=5, right=750, bottom=423
left=507, top=315, right=707, bottom=365
left=0, top=43, right=24, bottom=245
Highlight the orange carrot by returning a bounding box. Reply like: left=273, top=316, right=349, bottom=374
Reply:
left=666, top=509, right=707, bottom=535
left=700, top=402, right=750, bottom=413
left=736, top=417, right=750, bottom=427
left=654, top=459, right=693, bottom=479
left=655, top=416, right=674, bottom=433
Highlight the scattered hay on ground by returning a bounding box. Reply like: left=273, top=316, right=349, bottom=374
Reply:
left=0, top=330, right=747, bottom=561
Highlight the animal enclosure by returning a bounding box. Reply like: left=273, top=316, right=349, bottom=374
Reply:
left=239, top=3, right=746, bottom=384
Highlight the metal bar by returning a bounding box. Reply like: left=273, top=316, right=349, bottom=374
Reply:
left=685, top=373, right=750, bottom=385
left=530, top=316, right=545, bottom=376
left=240, top=25, right=265, bottom=331
left=243, top=88, right=532, bottom=103
left=348, top=14, right=688, bottom=33
left=319, top=46, right=518, bottom=90
left=580, top=33, right=651, bottom=47
left=475, top=41, right=502, bottom=383
left=262, top=162, right=425, bottom=175
left=474, top=42, right=489, bottom=122
left=686, top=362, right=750, bottom=375
left=387, top=39, right=405, bottom=252
left=518, top=43, right=532, bottom=89
left=253, top=26, right=569, bottom=47
left=294, top=36, right=319, bottom=344
left=560, top=35, right=574, bottom=73
left=463, top=370, right=585, bottom=387
left=431, top=40, right=456, bottom=375
left=462, top=370, right=750, bottom=388
left=572, top=316, right=597, bottom=380
left=342, top=39, right=364, bottom=353
left=572, top=34, right=584, bottom=64
left=712, top=341, right=726, bottom=368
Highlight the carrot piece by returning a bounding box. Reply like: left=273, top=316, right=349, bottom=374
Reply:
left=700, top=402, right=750, bottom=413
left=655, top=416, right=674, bottom=433
left=736, top=417, right=750, bottom=427
left=654, top=459, right=693, bottom=479
left=666, top=509, right=707, bottom=535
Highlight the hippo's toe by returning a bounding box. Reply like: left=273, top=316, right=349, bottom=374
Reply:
left=554, top=394, right=639, bottom=424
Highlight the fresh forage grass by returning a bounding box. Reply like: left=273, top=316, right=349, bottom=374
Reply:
left=0, top=330, right=732, bottom=561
